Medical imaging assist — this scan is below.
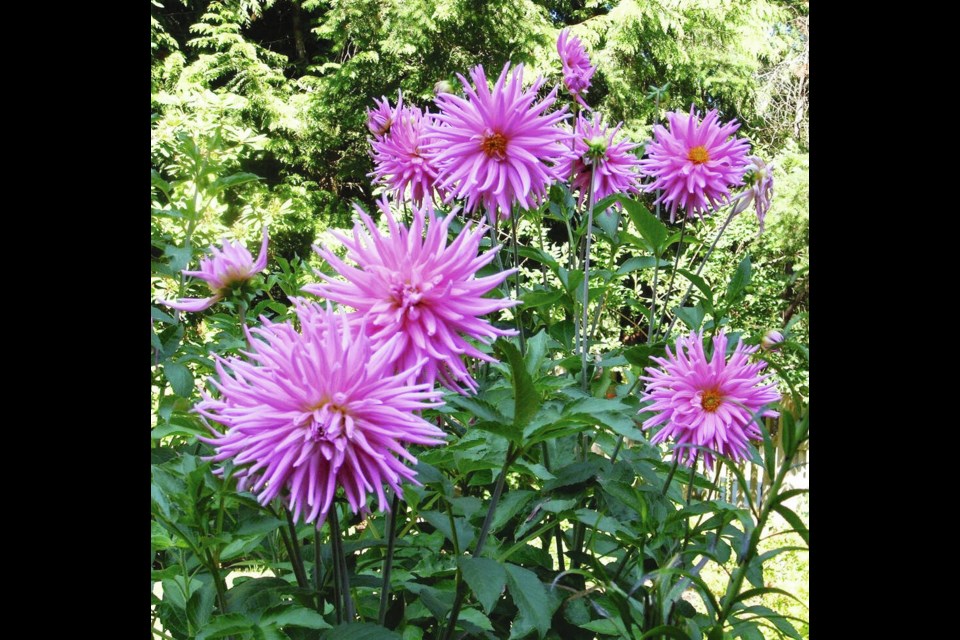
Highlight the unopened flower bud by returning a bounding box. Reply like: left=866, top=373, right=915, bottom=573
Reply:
left=761, top=330, right=784, bottom=351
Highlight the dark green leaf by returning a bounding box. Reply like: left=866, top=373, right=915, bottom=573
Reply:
left=674, top=305, right=706, bottom=331
left=676, top=268, right=714, bottom=311
left=196, top=613, right=254, bottom=640
left=726, top=255, right=752, bottom=302
left=616, top=256, right=671, bottom=276
left=771, top=503, right=809, bottom=545
left=212, top=172, right=261, bottom=193
left=260, top=605, right=332, bottom=629
left=619, top=196, right=668, bottom=254
left=522, top=289, right=564, bottom=308
left=459, top=557, right=506, bottom=614
left=505, top=563, right=553, bottom=639
left=494, top=340, right=541, bottom=430
left=639, top=625, right=692, bottom=639
left=164, top=362, right=194, bottom=398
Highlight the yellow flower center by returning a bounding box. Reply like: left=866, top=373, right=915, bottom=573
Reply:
left=687, top=145, right=710, bottom=165
left=700, top=389, right=723, bottom=413
left=481, top=131, right=508, bottom=160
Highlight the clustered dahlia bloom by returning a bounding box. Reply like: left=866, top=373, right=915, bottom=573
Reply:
left=640, top=331, right=780, bottom=470
left=555, top=112, right=642, bottom=207
left=369, top=103, right=443, bottom=205
left=305, top=197, right=518, bottom=393
left=732, top=155, right=774, bottom=232
left=160, top=226, right=268, bottom=312
left=639, top=106, right=751, bottom=222
left=427, top=63, right=571, bottom=225
left=197, top=302, right=446, bottom=527
left=367, top=95, right=397, bottom=138
left=557, top=28, right=595, bottom=108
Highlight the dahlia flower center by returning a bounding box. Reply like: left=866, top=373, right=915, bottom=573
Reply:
left=305, top=394, right=354, bottom=443
left=700, top=389, right=723, bottom=413
left=392, top=282, right=424, bottom=310
left=687, top=145, right=710, bottom=165
left=480, top=130, right=508, bottom=160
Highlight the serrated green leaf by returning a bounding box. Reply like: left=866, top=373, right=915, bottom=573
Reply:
left=459, top=557, right=506, bottom=614
left=260, top=605, right=332, bottom=629
left=619, top=196, right=668, bottom=254
left=196, top=613, right=254, bottom=640
left=522, top=289, right=564, bottom=308
left=726, top=255, right=752, bottom=302
left=676, top=268, right=714, bottom=311
left=674, top=305, right=706, bottom=331
left=495, top=340, right=541, bottom=430
left=505, top=563, right=553, bottom=639
left=616, top=256, right=670, bottom=276
left=322, top=622, right=403, bottom=640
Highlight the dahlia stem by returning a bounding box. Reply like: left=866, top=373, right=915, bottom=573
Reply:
left=267, top=505, right=309, bottom=589
left=509, top=212, right=526, bottom=355
left=314, top=527, right=323, bottom=613
left=282, top=506, right=311, bottom=590
left=541, top=442, right=565, bottom=572
left=655, top=216, right=687, bottom=342
left=580, top=172, right=597, bottom=392
left=441, top=445, right=517, bottom=640
left=378, top=490, right=402, bottom=625
left=661, top=456, right=680, bottom=497
left=712, top=448, right=793, bottom=635
left=329, top=505, right=355, bottom=621
left=663, top=206, right=736, bottom=339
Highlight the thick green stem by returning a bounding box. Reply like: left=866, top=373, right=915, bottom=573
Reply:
left=329, top=506, right=355, bottom=622
left=509, top=212, right=526, bottom=355
left=441, top=445, right=516, bottom=640
left=712, top=453, right=793, bottom=633
left=314, top=527, right=323, bottom=613
left=283, top=507, right=310, bottom=590
left=580, top=173, right=597, bottom=392
left=378, top=491, right=402, bottom=625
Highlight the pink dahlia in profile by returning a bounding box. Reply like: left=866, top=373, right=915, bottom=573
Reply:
left=732, top=155, right=774, bottom=233
left=426, top=63, right=571, bottom=225
left=369, top=103, right=443, bottom=205
left=639, top=106, right=751, bottom=222
left=197, top=302, right=445, bottom=527
left=159, top=226, right=268, bottom=312
left=557, top=28, right=595, bottom=108
left=305, top=197, right=518, bottom=393
left=367, top=95, right=397, bottom=138
left=640, top=330, right=780, bottom=470
left=555, top=112, right=642, bottom=207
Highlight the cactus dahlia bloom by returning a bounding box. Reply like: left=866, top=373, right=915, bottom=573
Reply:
left=555, top=112, right=643, bottom=208
left=159, top=227, right=268, bottom=312
left=556, top=28, right=595, bottom=108
left=426, top=63, right=571, bottom=225
left=639, top=106, right=751, bottom=222
left=197, top=302, right=446, bottom=527
left=305, top=197, right=518, bottom=393
left=369, top=103, right=443, bottom=205
left=640, top=331, right=780, bottom=470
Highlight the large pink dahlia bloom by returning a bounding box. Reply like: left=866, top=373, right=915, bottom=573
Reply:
left=640, top=331, right=780, bottom=470
left=159, top=226, right=268, bottom=312
left=555, top=113, right=642, bottom=207
left=426, top=63, right=571, bottom=225
left=197, top=302, right=445, bottom=527
left=369, top=103, right=443, bottom=205
left=305, top=197, right=518, bottom=393
left=639, top=107, right=751, bottom=222
left=557, top=28, right=595, bottom=108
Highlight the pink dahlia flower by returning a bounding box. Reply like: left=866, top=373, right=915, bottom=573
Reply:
left=197, top=302, right=446, bottom=527
left=369, top=103, right=443, bottom=205
left=159, top=226, right=268, bottom=312
left=732, top=155, right=774, bottom=233
left=639, top=106, right=751, bottom=222
left=367, top=95, right=397, bottom=138
left=426, top=63, right=571, bottom=225
left=557, top=28, right=595, bottom=108
left=555, top=113, right=642, bottom=208
left=640, top=331, right=780, bottom=470
left=305, top=197, right=518, bottom=393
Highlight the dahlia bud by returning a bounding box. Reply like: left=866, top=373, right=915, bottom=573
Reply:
left=761, top=330, right=784, bottom=351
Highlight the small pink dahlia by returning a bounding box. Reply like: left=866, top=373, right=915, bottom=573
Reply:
left=639, top=106, right=751, bottom=222
left=732, top=155, right=774, bottom=233
left=557, top=28, right=595, bottom=108
left=426, top=63, right=571, bottom=225
left=197, top=302, right=446, bottom=527
left=367, top=95, right=397, bottom=138
left=640, top=331, right=780, bottom=469
left=369, top=103, right=443, bottom=205
left=555, top=113, right=642, bottom=208
left=159, top=226, right=268, bottom=312
left=305, top=197, right=518, bottom=393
